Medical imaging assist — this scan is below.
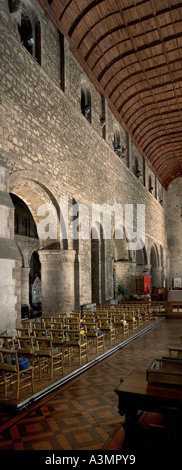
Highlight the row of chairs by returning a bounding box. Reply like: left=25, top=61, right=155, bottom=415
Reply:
left=0, top=303, right=158, bottom=400
left=0, top=329, right=66, bottom=400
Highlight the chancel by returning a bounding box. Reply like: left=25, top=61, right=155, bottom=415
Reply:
left=0, top=0, right=182, bottom=462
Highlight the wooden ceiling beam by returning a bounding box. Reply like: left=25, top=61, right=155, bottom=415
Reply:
left=37, top=0, right=182, bottom=187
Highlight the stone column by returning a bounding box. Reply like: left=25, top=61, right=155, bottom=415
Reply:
left=0, top=154, right=21, bottom=334
left=21, top=267, right=30, bottom=307
left=39, top=249, right=76, bottom=315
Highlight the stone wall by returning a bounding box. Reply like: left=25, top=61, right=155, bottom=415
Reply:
left=0, top=0, right=169, bottom=325
left=167, top=178, right=182, bottom=288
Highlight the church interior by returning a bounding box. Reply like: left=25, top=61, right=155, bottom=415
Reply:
left=0, top=0, right=182, bottom=463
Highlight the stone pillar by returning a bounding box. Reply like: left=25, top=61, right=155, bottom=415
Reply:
left=0, top=155, right=21, bottom=334
left=151, top=266, right=163, bottom=288
left=21, top=267, right=30, bottom=307
left=39, top=249, right=76, bottom=315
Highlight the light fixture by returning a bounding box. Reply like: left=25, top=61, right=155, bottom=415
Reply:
left=149, top=186, right=153, bottom=193
left=23, top=35, right=35, bottom=47
left=136, top=170, right=142, bottom=179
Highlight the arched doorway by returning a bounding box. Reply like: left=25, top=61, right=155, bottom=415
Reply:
left=29, top=251, right=41, bottom=310
left=10, top=193, right=40, bottom=316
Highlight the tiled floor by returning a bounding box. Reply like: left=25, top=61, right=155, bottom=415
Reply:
left=0, top=318, right=182, bottom=459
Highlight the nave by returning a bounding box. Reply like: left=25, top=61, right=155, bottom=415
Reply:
left=0, top=318, right=182, bottom=462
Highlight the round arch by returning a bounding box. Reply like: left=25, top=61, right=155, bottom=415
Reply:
left=9, top=171, right=67, bottom=250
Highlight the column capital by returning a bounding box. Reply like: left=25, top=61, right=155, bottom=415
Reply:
left=38, top=249, right=76, bottom=264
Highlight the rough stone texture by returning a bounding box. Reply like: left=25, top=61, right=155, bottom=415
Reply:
left=0, top=0, right=171, bottom=328
left=0, top=157, right=21, bottom=334
left=167, top=178, right=182, bottom=287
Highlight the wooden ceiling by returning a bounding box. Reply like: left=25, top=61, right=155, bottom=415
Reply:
left=38, top=0, right=182, bottom=189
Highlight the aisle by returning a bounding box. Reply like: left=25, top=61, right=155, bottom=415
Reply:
left=0, top=319, right=181, bottom=451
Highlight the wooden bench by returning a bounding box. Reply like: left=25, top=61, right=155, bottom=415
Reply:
left=168, top=345, right=182, bottom=358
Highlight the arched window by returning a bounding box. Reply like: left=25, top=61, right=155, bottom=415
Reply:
left=101, top=95, right=106, bottom=140
left=8, top=0, right=21, bottom=13
left=10, top=193, right=38, bottom=238
left=114, top=129, right=121, bottom=155
left=81, top=85, right=91, bottom=123
left=149, top=175, right=153, bottom=193
left=18, top=6, right=41, bottom=65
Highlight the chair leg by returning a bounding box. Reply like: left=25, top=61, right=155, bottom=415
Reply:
left=16, top=373, right=20, bottom=401
left=50, top=357, right=53, bottom=380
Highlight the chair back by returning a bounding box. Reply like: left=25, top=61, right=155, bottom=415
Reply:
left=16, top=327, right=32, bottom=337
left=51, top=328, right=65, bottom=345
left=0, top=335, right=15, bottom=349
left=16, top=336, right=34, bottom=355
left=34, top=335, right=52, bottom=354
left=0, top=348, right=18, bottom=372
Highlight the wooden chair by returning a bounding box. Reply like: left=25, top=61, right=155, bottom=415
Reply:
left=83, top=321, right=105, bottom=354
left=34, top=333, right=64, bottom=380
left=168, top=345, right=182, bottom=359
left=97, top=318, right=116, bottom=346
left=0, top=347, right=34, bottom=400
left=112, top=313, right=129, bottom=337
left=0, top=335, right=15, bottom=349
left=125, top=310, right=138, bottom=333
left=21, top=321, right=32, bottom=329
left=64, top=329, right=88, bottom=366
left=16, top=327, right=32, bottom=337
left=33, top=320, right=46, bottom=330
left=82, top=313, right=95, bottom=322
left=70, top=311, right=81, bottom=320
left=51, top=328, right=69, bottom=364
left=136, top=312, right=143, bottom=328
left=33, top=327, right=50, bottom=339
left=50, top=320, right=64, bottom=330
left=16, top=336, right=37, bottom=367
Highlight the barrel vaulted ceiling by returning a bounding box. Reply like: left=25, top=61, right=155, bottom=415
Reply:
left=38, top=0, right=182, bottom=189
